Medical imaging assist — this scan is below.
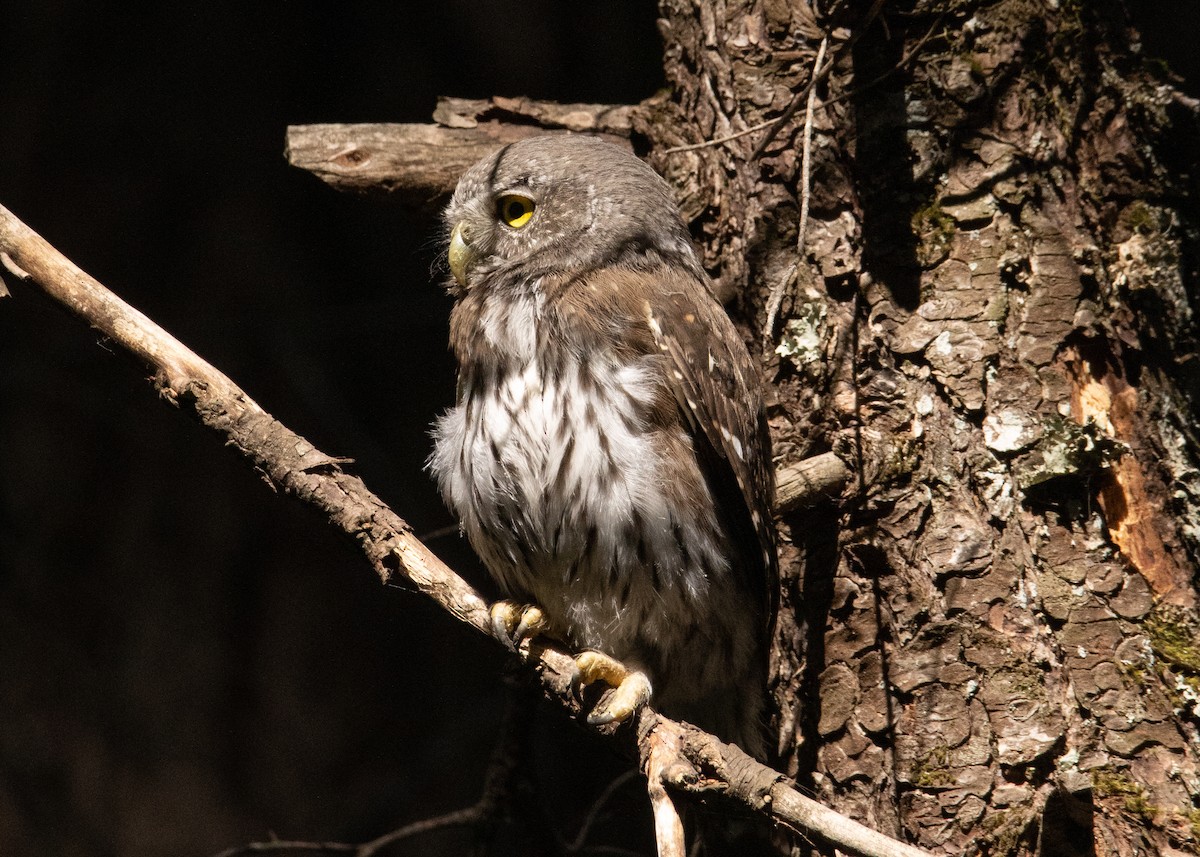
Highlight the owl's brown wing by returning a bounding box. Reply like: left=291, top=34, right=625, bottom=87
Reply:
left=641, top=268, right=778, bottom=620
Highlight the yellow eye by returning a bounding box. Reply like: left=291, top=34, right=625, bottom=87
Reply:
left=497, top=194, right=536, bottom=228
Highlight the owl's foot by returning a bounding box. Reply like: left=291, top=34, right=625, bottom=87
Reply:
left=489, top=600, right=548, bottom=651
left=573, top=650, right=653, bottom=727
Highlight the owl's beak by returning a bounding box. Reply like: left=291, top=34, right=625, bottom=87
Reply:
left=448, top=221, right=474, bottom=287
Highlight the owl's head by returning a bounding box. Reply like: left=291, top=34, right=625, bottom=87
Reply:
left=443, top=135, right=703, bottom=292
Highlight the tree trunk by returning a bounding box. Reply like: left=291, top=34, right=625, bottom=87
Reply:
left=638, top=0, right=1200, bottom=853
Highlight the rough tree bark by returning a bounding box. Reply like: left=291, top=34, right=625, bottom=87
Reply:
left=289, top=2, right=1200, bottom=854
left=653, top=2, right=1200, bottom=854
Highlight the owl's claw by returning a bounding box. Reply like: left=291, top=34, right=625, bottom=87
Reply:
left=491, top=603, right=651, bottom=725
left=489, top=600, right=547, bottom=651
left=573, top=650, right=653, bottom=727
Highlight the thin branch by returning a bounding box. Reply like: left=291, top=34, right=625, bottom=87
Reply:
left=211, top=810, right=482, bottom=857
left=750, top=0, right=886, bottom=160
left=215, top=680, right=533, bottom=857
left=0, top=202, right=928, bottom=857
left=745, top=49, right=836, bottom=161
left=212, top=838, right=355, bottom=857
left=358, top=807, right=483, bottom=856
left=567, top=769, right=641, bottom=853
left=0, top=250, right=31, bottom=297
left=665, top=48, right=836, bottom=160
left=418, top=522, right=463, bottom=542
left=661, top=118, right=775, bottom=155
left=820, top=14, right=948, bottom=110
left=764, top=35, right=828, bottom=341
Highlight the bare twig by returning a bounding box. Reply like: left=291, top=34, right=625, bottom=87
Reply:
left=0, top=202, right=926, bottom=857
left=661, top=118, right=775, bottom=155
left=418, top=522, right=463, bottom=542
left=212, top=838, right=355, bottom=857
left=774, top=452, right=852, bottom=513
left=746, top=50, right=835, bottom=161
left=216, top=667, right=534, bottom=857
left=211, top=809, right=481, bottom=857
left=750, top=0, right=886, bottom=160
left=0, top=250, right=31, bottom=297
left=764, top=36, right=828, bottom=341
left=820, top=14, right=948, bottom=110
left=666, top=48, right=836, bottom=160
left=566, top=769, right=641, bottom=853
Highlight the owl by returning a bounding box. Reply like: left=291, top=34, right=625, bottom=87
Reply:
left=429, top=135, right=776, bottom=757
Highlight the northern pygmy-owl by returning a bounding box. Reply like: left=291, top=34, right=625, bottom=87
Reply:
left=430, top=135, right=776, bottom=756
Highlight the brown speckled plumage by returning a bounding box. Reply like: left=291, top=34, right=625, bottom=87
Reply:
left=429, top=135, right=776, bottom=755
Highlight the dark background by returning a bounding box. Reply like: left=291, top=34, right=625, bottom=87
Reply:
left=0, top=4, right=1195, bottom=856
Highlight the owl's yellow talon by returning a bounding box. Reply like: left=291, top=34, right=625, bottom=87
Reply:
left=489, top=600, right=547, bottom=651
left=574, top=650, right=653, bottom=726
left=515, top=605, right=547, bottom=643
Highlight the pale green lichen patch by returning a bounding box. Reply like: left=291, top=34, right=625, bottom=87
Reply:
left=775, top=301, right=827, bottom=373
left=1144, top=605, right=1200, bottom=721
left=1144, top=606, right=1200, bottom=674
left=910, top=744, right=954, bottom=788
left=1013, top=416, right=1125, bottom=490
left=1092, top=768, right=1157, bottom=822
left=912, top=202, right=957, bottom=269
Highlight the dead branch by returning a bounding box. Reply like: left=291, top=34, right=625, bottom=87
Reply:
left=0, top=204, right=921, bottom=857
left=774, top=452, right=852, bottom=512
left=764, top=35, right=828, bottom=341
left=285, top=97, right=633, bottom=203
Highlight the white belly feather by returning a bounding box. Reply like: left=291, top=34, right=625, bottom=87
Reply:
left=431, top=352, right=722, bottom=657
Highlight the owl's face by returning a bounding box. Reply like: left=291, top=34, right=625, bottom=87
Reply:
left=443, top=135, right=702, bottom=292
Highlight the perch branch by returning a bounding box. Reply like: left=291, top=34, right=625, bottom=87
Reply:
left=0, top=203, right=921, bottom=857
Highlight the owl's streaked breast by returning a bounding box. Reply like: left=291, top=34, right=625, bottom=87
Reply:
left=430, top=288, right=754, bottom=692
left=435, top=292, right=699, bottom=628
